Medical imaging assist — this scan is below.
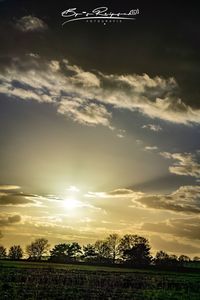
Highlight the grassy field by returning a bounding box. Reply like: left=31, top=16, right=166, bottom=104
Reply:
left=0, top=260, right=200, bottom=299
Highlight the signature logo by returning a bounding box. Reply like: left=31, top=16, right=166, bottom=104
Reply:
left=61, top=7, right=139, bottom=25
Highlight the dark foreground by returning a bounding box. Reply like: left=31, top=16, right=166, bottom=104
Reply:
left=0, top=261, right=200, bottom=299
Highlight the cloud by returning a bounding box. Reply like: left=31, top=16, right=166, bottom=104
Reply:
left=150, top=235, right=200, bottom=254
left=0, top=194, right=36, bottom=206
left=107, top=188, right=135, bottom=196
left=0, top=185, right=20, bottom=191
left=142, top=216, right=200, bottom=241
left=160, top=151, right=200, bottom=179
left=142, top=124, right=162, bottom=131
left=145, top=146, right=158, bottom=151
left=116, top=129, right=126, bottom=138
left=85, top=188, right=143, bottom=199
left=134, top=185, right=200, bottom=214
left=0, top=214, right=21, bottom=226
left=0, top=185, right=41, bottom=206
left=16, top=16, right=48, bottom=32
left=87, top=185, right=200, bottom=215
left=116, top=134, right=124, bottom=138
left=58, top=97, right=112, bottom=127
left=0, top=56, right=200, bottom=128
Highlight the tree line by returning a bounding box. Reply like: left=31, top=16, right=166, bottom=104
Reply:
left=0, top=234, right=199, bottom=267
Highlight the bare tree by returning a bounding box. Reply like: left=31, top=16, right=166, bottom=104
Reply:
left=106, top=234, right=120, bottom=263
left=26, top=238, right=50, bottom=261
left=94, top=240, right=112, bottom=262
left=9, top=245, right=23, bottom=260
left=0, top=245, right=6, bottom=259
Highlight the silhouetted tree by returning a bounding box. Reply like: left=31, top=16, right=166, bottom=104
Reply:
left=49, top=243, right=68, bottom=262
left=65, top=242, right=82, bottom=261
left=50, top=242, right=82, bottom=262
left=154, top=250, right=169, bottom=266
left=193, top=256, right=200, bottom=262
left=106, top=234, right=120, bottom=263
left=9, top=245, right=23, bottom=260
left=26, top=238, right=50, bottom=261
left=154, top=251, right=179, bottom=266
left=178, top=255, right=190, bottom=262
left=94, top=240, right=112, bottom=262
left=118, top=234, right=152, bottom=265
left=0, top=245, right=6, bottom=259
left=168, top=254, right=178, bottom=265
left=82, top=244, right=97, bottom=262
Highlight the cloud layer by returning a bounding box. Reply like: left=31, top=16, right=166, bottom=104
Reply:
left=88, top=185, right=200, bottom=215
left=142, top=216, right=200, bottom=241
left=1, top=56, right=200, bottom=128
left=135, top=185, right=200, bottom=214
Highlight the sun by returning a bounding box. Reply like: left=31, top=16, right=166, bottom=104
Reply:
left=63, top=197, right=80, bottom=210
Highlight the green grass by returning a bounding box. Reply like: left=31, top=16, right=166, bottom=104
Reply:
left=0, top=260, right=200, bottom=299
left=0, top=260, right=148, bottom=272
left=1, top=260, right=199, bottom=276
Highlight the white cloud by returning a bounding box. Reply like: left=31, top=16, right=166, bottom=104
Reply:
left=160, top=151, right=200, bottom=179
left=117, top=134, right=124, bottom=138
left=1, top=56, right=200, bottom=129
left=142, top=124, right=162, bottom=132
left=16, top=16, right=48, bottom=32
left=116, top=129, right=126, bottom=138
left=58, top=97, right=111, bottom=127
left=145, top=146, right=158, bottom=151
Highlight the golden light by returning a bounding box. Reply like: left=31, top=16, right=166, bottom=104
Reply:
left=63, top=197, right=81, bottom=210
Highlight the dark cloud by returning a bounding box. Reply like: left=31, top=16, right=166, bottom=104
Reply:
left=142, top=217, right=200, bottom=240
left=0, top=185, right=39, bottom=206
left=0, top=194, right=36, bottom=205
left=0, top=1, right=199, bottom=111
left=135, top=186, right=200, bottom=214
left=0, top=214, right=21, bottom=226
left=107, top=188, right=134, bottom=196
left=150, top=235, right=200, bottom=254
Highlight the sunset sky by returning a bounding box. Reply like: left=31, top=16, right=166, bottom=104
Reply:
left=0, top=0, right=200, bottom=257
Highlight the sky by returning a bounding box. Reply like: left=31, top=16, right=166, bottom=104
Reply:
left=0, top=0, right=200, bottom=257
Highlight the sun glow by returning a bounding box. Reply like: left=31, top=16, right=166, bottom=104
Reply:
left=63, top=197, right=81, bottom=210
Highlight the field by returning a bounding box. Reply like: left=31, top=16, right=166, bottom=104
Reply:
left=0, top=261, right=200, bottom=299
